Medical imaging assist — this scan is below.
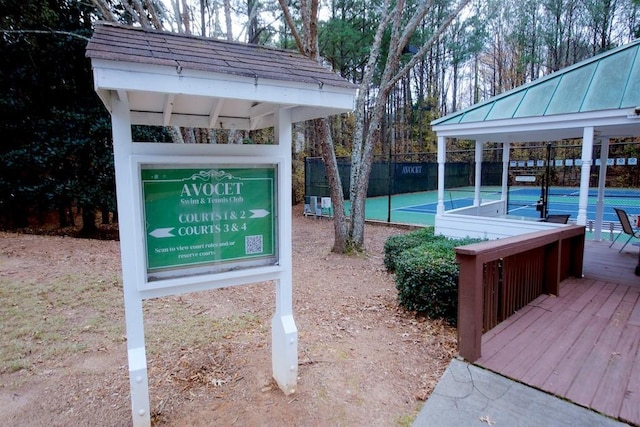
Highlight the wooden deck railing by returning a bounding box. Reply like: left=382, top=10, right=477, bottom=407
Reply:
left=455, top=224, right=585, bottom=362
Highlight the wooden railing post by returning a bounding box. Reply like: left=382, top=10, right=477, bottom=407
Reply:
left=455, top=225, right=585, bottom=363
left=457, top=253, right=484, bottom=362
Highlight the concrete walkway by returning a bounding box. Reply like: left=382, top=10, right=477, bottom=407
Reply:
left=414, top=358, right=630, bottom=427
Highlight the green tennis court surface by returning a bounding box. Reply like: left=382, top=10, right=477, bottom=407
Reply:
left=344, top=186, right=640, bottom=227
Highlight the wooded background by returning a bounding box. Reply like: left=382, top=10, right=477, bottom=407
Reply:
left=1, top=0, right=638, bottom=236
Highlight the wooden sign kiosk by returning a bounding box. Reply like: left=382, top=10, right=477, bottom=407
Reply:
left=86, top=22, right=356, bottom=426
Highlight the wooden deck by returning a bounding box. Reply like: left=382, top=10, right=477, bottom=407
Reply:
left=476, top=239, right=640, bottom=426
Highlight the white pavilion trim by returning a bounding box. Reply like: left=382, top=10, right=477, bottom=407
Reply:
left=432, top=39, right=640, bottom=241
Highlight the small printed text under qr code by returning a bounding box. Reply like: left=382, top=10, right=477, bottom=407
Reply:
left=245, top=235, right=263, bottom=254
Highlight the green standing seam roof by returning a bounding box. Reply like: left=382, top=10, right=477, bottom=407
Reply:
left=433, top=39, right=640, bottom=126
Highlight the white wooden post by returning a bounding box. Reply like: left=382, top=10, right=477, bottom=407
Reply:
left=501, top=142, right=511, bottom=205
left=272, top=108, right=298, bottom=394
left=577, top=127, right=594, bottom=226
left=594, top=137, right=609, bottom=240
left=437, top=135, right=446, bottom=214
left=110, top=92, right=151, bottom=426
left=474, top=140, right=483, bottom=206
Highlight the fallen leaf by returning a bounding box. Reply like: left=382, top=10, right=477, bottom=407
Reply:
left=480, top=415, right=495, bottom=425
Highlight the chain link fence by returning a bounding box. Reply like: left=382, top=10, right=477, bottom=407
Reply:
left=306, top=142, right=639, bottom=197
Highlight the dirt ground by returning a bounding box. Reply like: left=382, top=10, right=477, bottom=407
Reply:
left=0, top=205, right=457, bottom=426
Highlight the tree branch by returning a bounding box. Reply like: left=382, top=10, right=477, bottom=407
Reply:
left=91, top=0, right=118, bottom=22
left=144, top=0, right=163, bottom=30
left=308, top=0, right=319, bottom=59
left=398, top=0, right=436, bottom=52
left=385, top=0, right=405, bottom=69
left=277, top=0, right=306, bottom=54
left=348, top=0, right=393, bottom=204
left=356, top=0, right=393, bottom=107
left=131, top=0, right=151, bottom=28
left=0, top=29, right=90, bottom=42
left=120, top=0, right=141, bottom=26
left=223, top=0, right=233, bottom=41
left=385, top=0, right=472, bottom=93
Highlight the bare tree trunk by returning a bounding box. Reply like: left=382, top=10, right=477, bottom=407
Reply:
left=200, top=0, right=205, bottom=36
left=278, top=0, right=350, bottom=252
left=144, top=0, right=163, bottom=29
left=277, top=0, right=469, bottom=251
left=347, top=0, right=470, bottom=249
left=91, top=0, right=118, bottom=21
left=223, top=0, right=233, bottom=41
left=181, top=127, right=196, bottom=143
left=168, top=126, right=185, bottom=143
left=131, top=0, right=150, bottom=27
left=224, top=0, right=236, bottom=144
left=349, top=103, right=382, bottom=246
left=172, top=0, right=183, bottom=33
left=247, top=0, right=259, bottom=43
left=181, top=0, right=192, bottom=33
left=346, top=3, right=393, bottom=249
left=316, top=118, right=348, bottom=252
left=80, top=206, right=98, bottom=237
left=277, top=0, right=306, bottom=54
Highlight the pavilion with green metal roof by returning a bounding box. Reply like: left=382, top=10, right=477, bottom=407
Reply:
left=431, top=38, right=640, bottom=241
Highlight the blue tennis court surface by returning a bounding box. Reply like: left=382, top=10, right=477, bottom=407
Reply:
left=395, top=187, right=640, bottom=223
left=504, top=187, right=640, bottom=200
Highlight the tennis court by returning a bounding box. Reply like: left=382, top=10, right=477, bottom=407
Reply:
left=352, top=186, right=640, bottom=227
left=505, top=187, right=640, bottom=222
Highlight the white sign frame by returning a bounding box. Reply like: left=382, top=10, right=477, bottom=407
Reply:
left=111, top=102, right=298, bottom=427
left=127, top=155, right=285, bottom=293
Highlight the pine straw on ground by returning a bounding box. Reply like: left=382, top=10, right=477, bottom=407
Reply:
left=0, top=205, right=457, bottom=426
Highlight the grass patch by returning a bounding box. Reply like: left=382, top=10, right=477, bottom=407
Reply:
left=0, top=267, right=267, bottom=374
left=143, top=299, right=265, bottom=355
left=396, top=413, right=416, bottom=427
left=0, top=273, right=125, bottom=374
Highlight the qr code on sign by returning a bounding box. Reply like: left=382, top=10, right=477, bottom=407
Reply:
left=245, top=235, right=263, bottom=255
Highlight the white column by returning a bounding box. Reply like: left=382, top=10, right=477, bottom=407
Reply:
left=474, top=140, right=483, bottom=206
left=577, top=127, right=594, bottom=226
left=437, top=135, right=446, bottom=214
left=594, top=138, right=609, bottom=240
left=112, top=92, right=151, bottom=427
left=501, top=142, right=511, bottom=214
left=272, top=108, right=297, bottom=395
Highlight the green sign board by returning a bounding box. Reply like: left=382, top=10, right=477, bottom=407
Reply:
left=141, top=165, right=277, bottom=275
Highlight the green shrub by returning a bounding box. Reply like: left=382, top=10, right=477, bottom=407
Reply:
left=383, top=227, right=438, bottom=272
left=391, top=235, right=485, bottom=326
left=394, top=244, right=458, bottom=325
